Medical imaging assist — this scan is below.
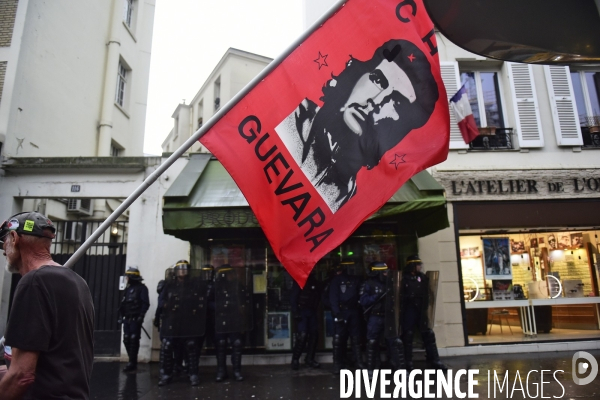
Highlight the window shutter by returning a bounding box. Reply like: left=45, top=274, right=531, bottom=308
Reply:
left=544, top=65, right=583, bottom=146
left=506, top=63, right=544, bottom=148
left=440, top=61, right=468, bottom=149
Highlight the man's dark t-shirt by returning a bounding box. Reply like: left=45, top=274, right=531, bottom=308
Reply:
left=5, top=265, right=94, bottom=399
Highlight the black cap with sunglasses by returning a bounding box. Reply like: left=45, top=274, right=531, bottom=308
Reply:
left=0, top=212, right=56, bottom=245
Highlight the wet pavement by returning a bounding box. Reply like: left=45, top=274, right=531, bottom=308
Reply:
left=90, top=349, right=600, bottom=399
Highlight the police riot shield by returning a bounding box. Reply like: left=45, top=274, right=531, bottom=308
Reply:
left=159, top=268, right=209, bottom=338
left=384, top=270, right=402, bottom=339
left=214, top=266, right=253, bottom=334
left=426, top=271, right=439, bottom=330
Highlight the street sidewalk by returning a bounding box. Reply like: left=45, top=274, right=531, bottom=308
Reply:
left=90, top=349, right=600, bottom=400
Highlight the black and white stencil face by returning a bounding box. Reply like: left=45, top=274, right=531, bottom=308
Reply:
left=341, top=59, right=416, bottom=136
left=275, top=39, right=438, bottom=214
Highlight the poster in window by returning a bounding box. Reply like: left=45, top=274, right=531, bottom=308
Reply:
left=570, top=232, right=584, bottom=249
left=323, top=311, right=334, bottom=349
left=266, top=312, right=291, bottom=351
left=510, top=239, right=525, bottom=254
left=558, top=233, right=571, bottom=250
left=492, top=279, right=514, bottom=300
left=483, top=237, right=512, bottom=279
left=363, top=243, right=397, bottom=270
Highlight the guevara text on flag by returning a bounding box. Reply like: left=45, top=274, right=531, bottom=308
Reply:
left=200, top=0, right=450, bottom=286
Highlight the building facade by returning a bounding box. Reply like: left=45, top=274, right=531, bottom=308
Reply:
left=161, top=48, right=272, bottom=154
left=0, top=0, right=164, bottom=361
left=304, top=0, right=600, bottom=353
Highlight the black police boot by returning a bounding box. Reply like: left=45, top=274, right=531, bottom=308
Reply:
left=215, top=340, right=229, bottom=382
left=402, top=330, right=414, bottom=371
left=232, top=339, right=244, bottom=381
left=304, top=333, right=320, bottom=368
left=331, top=334, right=344, bottom=375
left=366, top=339, right=379, bottom=379
left=187, top=339, right=200, bottom=386
left=291, top=332, right=307, bottom=370
left=422, top=329, right=448, bottom=372
left=123, top=337, right=140, bottom=372
left=158, top=338, right=174, bottom=386
left=387, top=337, right=406, bottom=371
left=350, top=336, right=365, bottom=369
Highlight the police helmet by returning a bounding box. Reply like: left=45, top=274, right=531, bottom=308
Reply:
left=201, top=264, right=214, bottom=281
left=367, top=262, right=388, bottom=278
left=405, top=255, right=423, bottom=273
left=125, top=266, right=143, bottom=281
left=156, top=279, right=165, bottom=294
left=174, top=260, right=190, bottom=276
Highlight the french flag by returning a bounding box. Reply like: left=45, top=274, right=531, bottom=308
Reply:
left=450, top=84, right=479, bottom=144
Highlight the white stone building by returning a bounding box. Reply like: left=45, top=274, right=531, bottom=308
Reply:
left=161, top=48, right=272, bottom=154
left=0, top=0, right=174, bottom=363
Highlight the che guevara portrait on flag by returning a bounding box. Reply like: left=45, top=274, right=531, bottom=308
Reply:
left=276, top=39, right=438, bottom=213
left=199, top=0, right=449, bottom=286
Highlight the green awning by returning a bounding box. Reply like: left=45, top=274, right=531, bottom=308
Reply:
left=163, top=158, right=448, bottom=238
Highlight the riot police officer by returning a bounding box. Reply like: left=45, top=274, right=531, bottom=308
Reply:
left=213, top=264, right=253, bottom=382
left=158, top=261, right=209, bottom=386
left=290, top=271, right=321, bottom=370
left=119, top=267, right=150, bottom=372
left=360, top=262, right=405, bottom=376
left=329, top=264, right=365, bottom=374
left=401, top=255, right=446, bottom=371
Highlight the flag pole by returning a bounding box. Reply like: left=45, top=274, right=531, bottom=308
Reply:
left=62, top=0, right=349, bottom=269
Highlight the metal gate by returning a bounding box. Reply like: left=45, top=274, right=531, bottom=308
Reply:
left=51, top=220, right=128, bottom=356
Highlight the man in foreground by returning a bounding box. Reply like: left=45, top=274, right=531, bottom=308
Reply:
left=0, top=212, right=94, bottom=399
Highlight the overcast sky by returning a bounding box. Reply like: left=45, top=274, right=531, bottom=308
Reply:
left=143, top=0, right=305, bottom=155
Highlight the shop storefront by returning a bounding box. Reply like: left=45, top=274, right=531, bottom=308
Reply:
left=162, top=154, right=449, bottom=353
left=435, top=169, right=600, bottom=345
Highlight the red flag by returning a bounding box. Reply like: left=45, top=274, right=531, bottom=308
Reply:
left=200, top=0, right=449, bottom=286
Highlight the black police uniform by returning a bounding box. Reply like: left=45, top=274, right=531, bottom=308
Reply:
left=359, top=266, right=405, bottom=375
left=119, top=269, right=150, bottom=372
left=290, top=273, right=321, bottom=370
left=158, top=262, right=209, bottom=387
left=329, top=269, right=365, bottom=373
left=212, top=265, right=252, bottom=383
left=401, top=257, right=446, bottom=371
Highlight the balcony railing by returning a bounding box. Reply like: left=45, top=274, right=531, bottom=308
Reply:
left=581, top=126, right=600, bottom=149
left=469, top=128, right=514, bottom=150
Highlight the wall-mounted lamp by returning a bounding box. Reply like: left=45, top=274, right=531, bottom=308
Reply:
left=111, top=226, right=119, bottom=236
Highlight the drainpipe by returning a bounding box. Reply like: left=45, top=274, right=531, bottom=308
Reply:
left=97, top=0, right=122, bottom=156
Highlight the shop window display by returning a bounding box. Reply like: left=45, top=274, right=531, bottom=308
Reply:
left=460, top=229, right=600, bottom=344
left=191, top=227, right=416, bottom=354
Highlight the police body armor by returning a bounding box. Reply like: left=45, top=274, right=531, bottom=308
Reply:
left=121, top=284, right=146, bottom=317
left=214, top=266, right=253, bottom=334
left=402, top=271, right=430, bottom=330
left=298, top=276, right=320, bottom=310
left=160, top=268, right=208, bottom=338
left=334, top=275, right=361, bottom=310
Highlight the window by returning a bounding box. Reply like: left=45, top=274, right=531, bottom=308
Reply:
left=110, top=142, right=122, bottom=157
left=173, top=117, right=179, bottom=139
left=123, top=0, right=134, bottom=27
left=115, top=61, right=128, bottom=107
left=571, top=71, right=600, bottom=126
left=461, top=71, right=505, bottom=128
left=197, top=101, right=204, bottom=129
left=214, top=77, right=221, bottom=111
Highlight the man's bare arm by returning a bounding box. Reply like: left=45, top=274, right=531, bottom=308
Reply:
left=0, top=348, right=39, bottom=400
